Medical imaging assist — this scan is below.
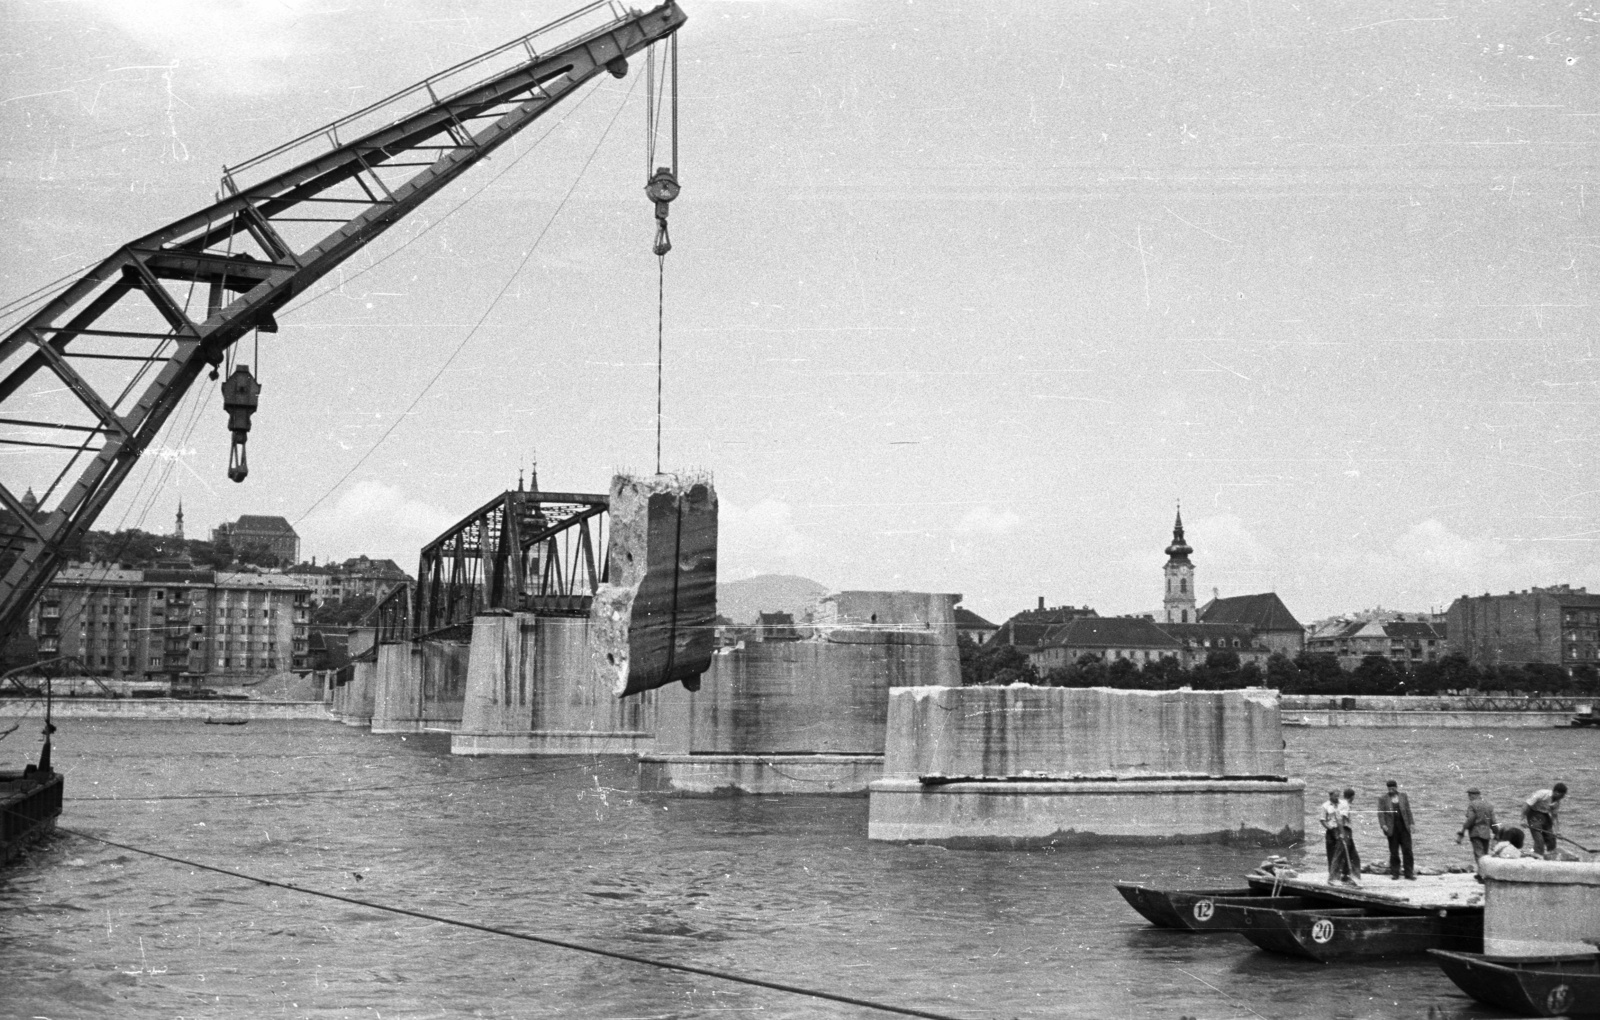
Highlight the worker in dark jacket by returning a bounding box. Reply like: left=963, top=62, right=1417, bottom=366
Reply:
left=1456, top=787, right=1498, bottom=861
left=1377, top=779, right=1416, bottom=880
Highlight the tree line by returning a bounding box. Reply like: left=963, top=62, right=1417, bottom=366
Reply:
left=957, top=634, right=1598, bottom=696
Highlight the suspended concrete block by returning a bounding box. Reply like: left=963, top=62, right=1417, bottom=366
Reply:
left=868, top=686, right=1304, bottom=847
left=591, top=473, right=717, bottom=698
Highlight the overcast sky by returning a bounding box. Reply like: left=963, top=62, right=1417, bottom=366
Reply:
left=2, top=0, right=1596, bottom=625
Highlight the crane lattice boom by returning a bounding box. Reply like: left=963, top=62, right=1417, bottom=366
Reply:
left=0, top=0, right=686, bottom=644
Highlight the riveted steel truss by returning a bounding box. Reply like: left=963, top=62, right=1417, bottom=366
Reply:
left=413, top=488, right=609, bottom=640
left=0, top=1, right=686, bottom=646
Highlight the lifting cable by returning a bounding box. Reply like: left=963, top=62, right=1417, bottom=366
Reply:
left=644, top=34, right=680, bottom=474
left=294, top=75, right=639, bottom=527
left=56, top=826, right=975, bottom=1020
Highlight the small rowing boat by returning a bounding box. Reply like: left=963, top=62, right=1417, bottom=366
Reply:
left=1430, top=949, right=1600, bottom=1016
left=1232, top=903, right=1483, bottom=962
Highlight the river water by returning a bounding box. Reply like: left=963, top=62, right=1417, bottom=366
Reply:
left=3, top=719, right=1597, bottom=1020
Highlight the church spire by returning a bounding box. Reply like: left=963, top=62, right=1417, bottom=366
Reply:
left=1164, top=503, right=1192, bottom=563
left=1162, top=502, right=1197, bottom=623
left=175, top=500, right=185, bottom=541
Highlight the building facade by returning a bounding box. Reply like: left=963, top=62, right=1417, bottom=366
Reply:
left=1305, top=616, right=1447, bottom=671
left=32, top=566, right=312, bottom=680
left=288, top=555, right=412, bottom=605
left=213, top=515, right=301, bottom=565
left=1198, top=592, right=1305, bottom=657
left=1446, top=585, right=1600, bottom=674
left=989, top=600, right=1099, bottom=653
left=1029, top=616, right=1184, bottom=673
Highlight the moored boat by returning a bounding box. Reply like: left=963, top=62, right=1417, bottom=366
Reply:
left=1115, top=882, right=1309, bottom=932
left=1, top=681, right=63, bottom=867
left=1430, top=949, right=1600, bottom=1016
left=1232, top=904, right=1483, bottom=962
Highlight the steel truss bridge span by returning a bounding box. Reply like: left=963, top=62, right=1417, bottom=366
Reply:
left=406, top=488, right=610, bottom=642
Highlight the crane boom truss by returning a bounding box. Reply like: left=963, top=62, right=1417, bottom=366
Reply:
left=0, top=1, right=686, bottom=645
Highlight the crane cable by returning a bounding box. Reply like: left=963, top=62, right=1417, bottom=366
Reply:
left=645, top=35, right=680, bottom=475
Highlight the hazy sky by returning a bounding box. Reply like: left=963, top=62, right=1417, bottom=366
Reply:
left=2, top=0, right=1596, bottom=625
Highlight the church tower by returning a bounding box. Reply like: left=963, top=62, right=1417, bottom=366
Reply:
left=174, top=500, right=185, bottom=541
left=1162, top=506, right=1196, bottom=623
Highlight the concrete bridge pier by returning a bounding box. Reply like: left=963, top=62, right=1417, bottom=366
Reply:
left=370, top=643, right=424, bottom=734
left=331, top=658, right=376, bottom=727
left=451, top=612, right=655, bottom=755
left=868, top=686, right=1305, bottom=847
left=640, top=591, right=963, bottom=795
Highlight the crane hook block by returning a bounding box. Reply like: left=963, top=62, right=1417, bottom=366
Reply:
left=645, top=166, right=679, bottom=256
left=220, top=364, right=261, bottom=483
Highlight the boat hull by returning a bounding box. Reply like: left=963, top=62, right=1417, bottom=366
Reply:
left=1115, top=883, right=1306, bottom=932
left=1431, top=950, right=1600, bottom=1017
left=1234, top=905, right=1483, bottom=962
left=1, top=771, right=64, bottom=866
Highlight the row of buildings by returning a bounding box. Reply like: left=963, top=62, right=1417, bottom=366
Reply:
left=22, top=510, right=412, bottom=684
left=959, top=511, right=1597, bottom=678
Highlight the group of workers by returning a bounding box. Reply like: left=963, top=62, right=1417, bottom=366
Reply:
left=1318, top=780, right=1569, bottom=885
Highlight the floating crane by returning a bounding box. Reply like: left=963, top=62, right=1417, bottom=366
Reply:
left=0, top=1, right=686, bottom=645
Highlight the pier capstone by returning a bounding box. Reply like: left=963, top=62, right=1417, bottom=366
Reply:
left=591, top=473, right=717, bottom=698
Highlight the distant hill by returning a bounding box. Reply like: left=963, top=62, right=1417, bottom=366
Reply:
left=717, top=574, right=832, bottom=625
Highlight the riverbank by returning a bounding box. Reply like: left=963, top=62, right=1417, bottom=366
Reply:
left=0, top=698, right=330, bottom=721
left=1280, top=694, right=1593, bottom=728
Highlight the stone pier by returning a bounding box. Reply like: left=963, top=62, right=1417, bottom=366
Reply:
left=451, top=613, right=656, bottom=755
left=330, top=658, right=376, bottom=727
left=867, top=686, right=1304, bottom=846
left=1480, top=857, right=1600, bottom=957
left=370, top=638, right=469, bottom=734
left=639, top=591, right=962, bottom=795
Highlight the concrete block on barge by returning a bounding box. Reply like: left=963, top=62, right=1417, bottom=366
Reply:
left=1480, top=857, right=1600, bottom=958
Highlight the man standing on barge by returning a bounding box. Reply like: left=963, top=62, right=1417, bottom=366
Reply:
left=1523, top=782, right=1566, bottom=857
left=1456, top=787, right=1498, bottom=861
left=1377, top=780, right=1415, bottom=880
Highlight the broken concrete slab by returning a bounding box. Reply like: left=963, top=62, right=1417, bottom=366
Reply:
left=591, top=473, right=717, bottom=698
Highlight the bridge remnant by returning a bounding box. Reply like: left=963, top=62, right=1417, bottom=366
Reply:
left=591, top=473, right=718, bottom=697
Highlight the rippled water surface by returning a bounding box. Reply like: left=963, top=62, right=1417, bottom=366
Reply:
left=3, top=719, right=1597, bottom=1019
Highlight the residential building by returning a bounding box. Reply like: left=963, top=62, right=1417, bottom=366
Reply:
left=213, top=515, right=300, bottom=565
left=1446, top=585, right=1600, bottom=674
left=31, top=565, right=312, bottom=680
left=288, top=555, right=412, bottom=605
left=989, top=599, right=1099, bottom=653
left=756, top=611, right=801, bottom=641
left=1199, top=592, right=1305, bottom=657
left=1157, top=621, right=1272, bottom=668
left=1306, top=616, right=1448, bottom=671
left=954, top=607, right=998, bottom=646
left=1029, top=616, right=1182, bottom=673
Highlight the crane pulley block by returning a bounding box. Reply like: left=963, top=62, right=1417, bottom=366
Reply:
left=645, top=166, right=679, bottom=256
left=220, top=365, right=261, bottom=482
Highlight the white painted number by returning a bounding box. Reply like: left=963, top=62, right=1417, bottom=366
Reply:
left=1310, top=919, right=1336, bottom=944
left=1547, top=985, right=1570, bottom=1014
left=1192, top=900, right=1214, bottom=922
